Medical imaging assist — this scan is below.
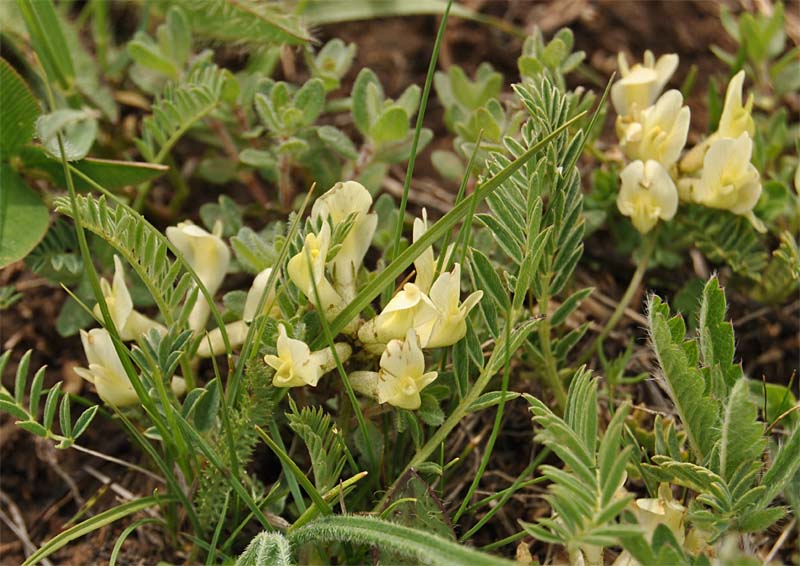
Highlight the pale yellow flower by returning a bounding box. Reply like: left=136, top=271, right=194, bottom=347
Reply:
left=631, top=485, right=686, bottom=544
left=612, top=51, right=679, bottom=117
left=311, top=181, right=377, bottom=302
left=196, top=268, right=279, bottom=358
left=617, top=90, right=690, bottom=168
left=93, top=255, right=165, bottom=341
left=357, top=282, right=437, bottom=353
left=75, top=328, right=185, bottom=407
left=264, top=324, right=351, bottom=388
left=166, top=221, right=230, bottom=332
left=689, top=134, right=763, bottom=228
left=351, top=329, right=437, bottom=410
left=680, top=71, right=755, bottom=174
left=287, top=223, right=344, bottom=319
left=617, top=160, right=679, bottom=234
left=717, top=71, right=755, bottom=139
left=416, top=263, right=483, bottom=348
left=411, top=209, right=454, bottom=294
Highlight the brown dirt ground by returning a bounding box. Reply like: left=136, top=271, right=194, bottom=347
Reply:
left=2, top=1, right=798, bottom=564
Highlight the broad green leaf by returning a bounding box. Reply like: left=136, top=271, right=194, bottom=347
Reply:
left=317, top=126, right=359, bottom=160
left=0, top=57, right=40, bottom=156
left=698, top=276, right=741, bottom=390
left=16, top=0, right=75, bottom=90
left=301, top=0, right=478, bottom=26
left=369, top=105, right=409, bottom=144
left=18, top=147, right=167, bottom=189
left=293, top=78, right=325, bottom=126
left=351, top=68, right=381, bottom=135
left=171, top=0, right=311, bottom=45
left=717, top=378, right=765, bottom=482
left=647, top=295, right=720, bottom=461
left=127, top=36, right=180, bottom=79
left=0, top=164, right=49, bottom=267
left=36, top=108, right=98, bottom=162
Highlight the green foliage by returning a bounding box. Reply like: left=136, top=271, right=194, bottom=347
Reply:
left=36, top=107, right=99, bottom=161
left=136, top=64, right=238, bottom=163
left=674, top=206, right=768, bottom=280
left=522, top=370, right=636, bottom=563
left=715, top=3, right=798, bottom=97
left=170, top=0, right=311, bottom=46
left=306, top=39, right=357, bottom=92
left=751, top=230, right=800, bottom=303
left=644, top=278, right=796, bottom=540
left=288, top=515, right=514, bottom=566
left=236, top=532, right=292, bottom=566
left=195, top=360, right=276, bottom=532
left=518, top=27, right=585, bottom=90
left=16, top=0, right=75, bottom=90
left=0, top=164, right=50, bottom=268
left=54, top=194, right=192, bottom=323
left=647, top=293, right=721, bottom=460
left=286, top=403, right=347, bottom=493
left=0, top=57, right=40, bottom=156
left=0, top=350, right=99, bottom=449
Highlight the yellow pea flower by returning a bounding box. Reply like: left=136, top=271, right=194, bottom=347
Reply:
left=416, top=263, right=483, bottom=349
left=351, top=329, right=437, bottom=410
left=357, top=282, right=437, bottom=353
left=264, top=324, right=351, bottom=388
left=617, top=160, right=679, bottom=234
left=311, top=181, right=377, bottom=302
left=689, top=134, right=764, bottom=230
left=612, top=50, right=679, bottom=118
left=166, top=221, right=230, bottom=332
left=617, top=90, right=690, bottom=168
left=680, top=71, right=755, bottom=174
left=93, top=255, right=165, bottom=341
left=75, top=328, right=185, bottom=407
left=717, top=71, right=755, bottom=139
left=287, top=223, right=344, bottom=320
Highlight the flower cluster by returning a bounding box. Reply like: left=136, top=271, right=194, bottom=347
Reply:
left=285, top=181, right=482, bottom=410
left=76, top=181, right=481, bottom=412
left=612, top=52, right=763, bottom=234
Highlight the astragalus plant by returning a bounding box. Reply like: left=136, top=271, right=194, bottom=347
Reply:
left=1, top=1, right=797, bottom=564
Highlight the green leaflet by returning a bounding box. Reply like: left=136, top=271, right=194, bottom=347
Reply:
left=647, top=295, right=720, bottom=461
left=236, top=532, right=293, bottom=566
left=289, top=515, right=514, bottom=566
left=0, top=57, right=40, bottom=156
left=0, top=165, right=49, bottom=267
left=717, top=378, right=765, bottom=483
left=698, top=277, right=742, bottom=392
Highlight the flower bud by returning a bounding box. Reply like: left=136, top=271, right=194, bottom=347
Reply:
left=93, top=256, right=166, bottom=341
left=311, top=181, right=377, bottom=302
left=166, top=221, right=230, bottom=332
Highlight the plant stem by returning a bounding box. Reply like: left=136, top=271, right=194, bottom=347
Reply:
left=536, top=290, right=568, bottom=412
left=577, top=233, right=657, bottom=367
